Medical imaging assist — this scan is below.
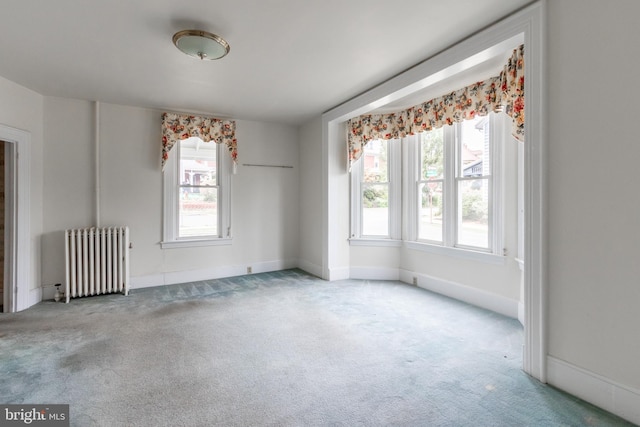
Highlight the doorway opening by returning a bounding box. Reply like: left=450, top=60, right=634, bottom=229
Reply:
left=322, top=3, right=545, bottom=381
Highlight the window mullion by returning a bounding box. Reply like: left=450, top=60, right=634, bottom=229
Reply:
left=405, top=134, right=418, bottom=242
left=174, top=141, right=181, bottom=240
left=389, top=139, right=402, bottom=240
left=443, top=125, right=456, bottom=247
left=350, top=159, right=362, bottom=238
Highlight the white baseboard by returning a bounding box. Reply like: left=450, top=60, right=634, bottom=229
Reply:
left=29, top=286, right=42, bottom=307
left=350, top=266, right=400, bottom=281
left=130, top=259, right=298, bottom=290
left=297, top=259, right=322, bottom=278
left=327, top=266, right=350, bottom=281
left=518, top=301, right=525, bottom=326
left=399, top=269, right=518, bottom=319
left=547, top=356, right=640, bottom=425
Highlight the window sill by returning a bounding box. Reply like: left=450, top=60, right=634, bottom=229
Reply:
left=404, top=241, right=505, bottom=265
left=161, top=238, right=232, bottom=249
left=349, top=238, right=403, bottom=248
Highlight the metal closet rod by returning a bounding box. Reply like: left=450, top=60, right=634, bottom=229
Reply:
left=242, top=163, right=294, bottom=169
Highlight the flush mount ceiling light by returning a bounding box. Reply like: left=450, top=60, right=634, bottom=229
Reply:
left=172, top=29, right=230, bottom=60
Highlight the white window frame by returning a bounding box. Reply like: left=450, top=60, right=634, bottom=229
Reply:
left=350, top=138, right=402, bottom=245
left=405, top=112, right=507, bottom=262
left=162, top=139, right=232, bottom=249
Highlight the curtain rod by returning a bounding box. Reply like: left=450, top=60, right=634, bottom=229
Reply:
left=242, top=163, right=293, bottom=169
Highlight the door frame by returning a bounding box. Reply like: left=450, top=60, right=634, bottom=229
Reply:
left=0, top=124, right=31, bottom=313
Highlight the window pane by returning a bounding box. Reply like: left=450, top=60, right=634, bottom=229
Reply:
left=363, top=140, right=388, bottom=183
left=362, top=183, right=388, bottom=236
left=457, top=179, right=489, bottom=248
left=418, top=181, right=443, bottom=242
left=459, top=116, right=489, bottom=178
left=420, top=128, right=444, bottom=180
left=180, top=137, right=217, bottom=186
left=179, top=187, right=218, bottom=237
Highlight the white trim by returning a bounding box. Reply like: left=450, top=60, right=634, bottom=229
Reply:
left=327, top=266, right=350, bottom=281
left=490, top=112, right=506, bottom=254
left=29, top=286, right=42, bottom=307
left=399, top=268, right=518, bottom=319
left=130, top=259, right=298, bottom=289
left=349, top=157, right=362, bottom=239
left=3, top=142, right=14, bottom=313
left=521, top=0, right=547, bottom=384
left=350, top=266, right=400, bottom=281
left=0, top=124, right=31, bottom=312
left=404, top=241, right=506, bottom=265
left=349, top=238, right=402, bottom=247
left=547, top=356, right=640, bottom=425
left=388, top=140, right=402, bottom=239
left=160, top=238, right=232, bottom=249
left=517, top=301, right=525, bottom=326
left=297, top=259, right=323, bottom=278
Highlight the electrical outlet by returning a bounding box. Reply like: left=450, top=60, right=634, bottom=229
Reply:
left=247, top=266, right=252, bottom=274
left=412, top=277, right=418, bottom=286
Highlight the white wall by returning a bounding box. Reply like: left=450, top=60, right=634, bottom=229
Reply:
left=298, top=117, right=323, bottom=277
left=41, top=98, right=299, bottom=287
left=547, top=0, right=640, bottom=390
left=0, top=75, right=44, bottom=293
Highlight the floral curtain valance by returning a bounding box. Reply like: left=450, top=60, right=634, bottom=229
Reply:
left=347, top=44, right=524, bottom=169
left=161, top=112, right=238, bottom=170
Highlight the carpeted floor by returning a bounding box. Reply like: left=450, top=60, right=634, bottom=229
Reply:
left=0, top=269, right=632, bottom=426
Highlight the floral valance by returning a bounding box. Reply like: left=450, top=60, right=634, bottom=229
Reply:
left=347, top=44, right=524, bottom=169
left=161, top=112, right=237, bottom=170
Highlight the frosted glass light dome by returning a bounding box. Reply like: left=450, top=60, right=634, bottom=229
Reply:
left=172, top=30, right=230, bottom=60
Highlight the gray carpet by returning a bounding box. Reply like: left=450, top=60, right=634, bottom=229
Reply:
left=0, top=269, right=632, bottom=426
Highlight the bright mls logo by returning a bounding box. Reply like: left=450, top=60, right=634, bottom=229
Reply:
left=0, top=405, right=69, bottom=427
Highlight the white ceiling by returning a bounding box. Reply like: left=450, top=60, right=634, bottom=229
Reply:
left=0, top=0, right=532, bottom=125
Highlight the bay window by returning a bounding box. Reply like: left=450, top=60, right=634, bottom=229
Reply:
left=350, top=112, right=508, bottom=258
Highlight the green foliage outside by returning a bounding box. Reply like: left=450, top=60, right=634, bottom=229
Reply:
left=462, top=192, right=487, bottom=222
left=421, top=129, right=444, bottom=179
left=363, top=186, right=388, bottom=208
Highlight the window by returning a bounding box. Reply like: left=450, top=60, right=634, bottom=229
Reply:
left=411, top=112, right=504, bottom=254
left=349, top=112, right=506, bottom=257
left=362, top=139, right=389, bottom=236
left=350, top=139, right=401, bottom=241
left=162, top=137, right=231, bottom=248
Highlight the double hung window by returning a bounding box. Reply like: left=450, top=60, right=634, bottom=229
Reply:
left=350, top=139, right=401, bottom=241
left=162, top=137, right=231, bottom=247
